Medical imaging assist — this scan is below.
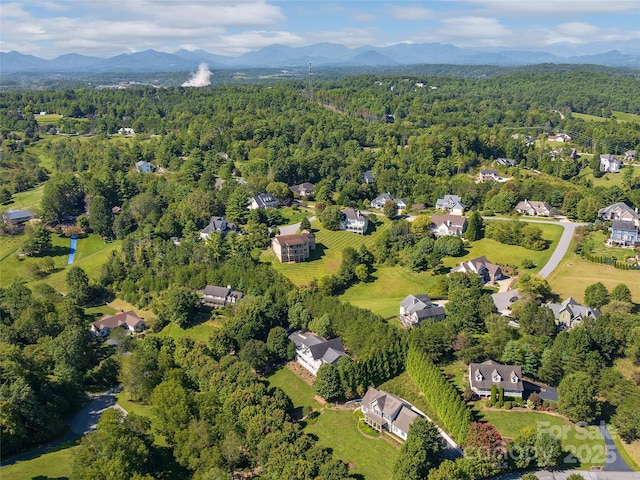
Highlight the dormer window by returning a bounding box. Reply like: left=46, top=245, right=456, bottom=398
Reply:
left=511, top=375, right=519, bottom=383
left=492, top=374, right=501, bottom=382
left=475, top=373, right=483, bottom=381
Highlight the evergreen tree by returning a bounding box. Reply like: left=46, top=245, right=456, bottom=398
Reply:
left=89, top=194, right=113, bottom=237
left=464, top=210, right=484, bottom=241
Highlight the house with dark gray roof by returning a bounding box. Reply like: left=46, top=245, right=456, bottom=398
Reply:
left=399, top=294, right=445, bottom=327
left=200, top=216, right=237, bottom=240
left=496, top=158, right=517, bottom=167
left=544, top=297, right=600, bottom=330
left=598, top=202, right=638, bottom=224
left=288, top=331, right=346, bottom=375
left=248, top=193, right=279, bottom=210
left=600, top=154, right=621, bottom=173
left=2, top=209, right=35, bottom=225
left=515, top=199, right=552, bottom=217
left=363, top=170, right=374, bottom=184
left=468, top=360, right=524, bottom=398
left=491, top=289, right=523, bottom=316
left=370, top=193, right=407, bottom=210
left=340, top=208, right=368, bottom=235
left=201, top=285, right=244, bottom=308
left=361, top=387, right=421, bottom=440
left=608, top=220, right=640, bottom=247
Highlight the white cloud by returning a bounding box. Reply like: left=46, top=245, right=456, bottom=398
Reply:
left=352, top=12, right=375, bottom=22
left=464, top=0, right=639, bottom=16
left=437, top=16, right=513, bottom=43
left=307, top=28, right=382, bottom=48
left=388, top=5, right=432, bottom=20
left=210, top=30, right=305, bottom=55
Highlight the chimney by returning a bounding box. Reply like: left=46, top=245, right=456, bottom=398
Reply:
left=227, top=285, right=232, bottom=290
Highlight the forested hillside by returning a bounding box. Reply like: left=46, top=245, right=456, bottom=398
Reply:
left=1, top=68, right=639, bottom=479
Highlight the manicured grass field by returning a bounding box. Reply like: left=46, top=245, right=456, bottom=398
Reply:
left=577, top=166, right=639, bottom=188
left=157, top=319, right=218, bottom=342
left=340, top=266, right=440, bottom=318
left=266, top=366, right=320, bottom=410
left=443, top=222, right=564, bottom=273
left=34, top=113, right=63, bottom=124
left=1, top=441, right=79, bottom=480
left=572, top=110, right=640, bottom=123
left=3, top=184, right=44, bottom=212
left=279, top=206, right=312, bottom=225
left=266, top=366, right=398, bottom=480
left=305, top=408, right=399, bottom=480
left=546, top=243, right=640, bottom=303
left=478, top=409, right=605, bottom=469
left=264, top=220, right=389, bottom=287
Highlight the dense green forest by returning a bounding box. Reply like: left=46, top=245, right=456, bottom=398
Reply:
left=1, top=68, right=640, bottom=479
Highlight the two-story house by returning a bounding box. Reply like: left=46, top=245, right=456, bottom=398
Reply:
left=598, top=202, right=639, bottom=223
left=399, top=294, right=445, bottom=327
left=544, top=297, right=600, bottom=330
left=290, top=183, right=315, bottom=198
left=435, top=195, right=466, bottom=215
left=200, top=216, right=237, bottom=240
left=430, top=214, right=467, bottom=236
left=201, top=285, right=244, bottom=308
left=340, top=208, right=369, bottom=235
left=514, top=199, right=552, bottom=217
left=248, top=193, right=279, bottom=210
left=451, top=256, right=503, bottom=284
left=370, top=193, right=407, bottom=210
left=608, top=220, right=640, bottom=247
left=361, top=388, right=421, bottom=440
left=272, top=230, right=316, bottom=263
left=468, top=360, right=524, bottom=398
left=600, top=154, right=622, bottom=173
left=288, top=330, right=346, bottom=375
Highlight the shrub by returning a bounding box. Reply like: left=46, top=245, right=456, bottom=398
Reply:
left=486, top=400, right=493, bottom=408
left=504, top=401, right=512, bottom=410
left=522, top=258, right=536, bottom=269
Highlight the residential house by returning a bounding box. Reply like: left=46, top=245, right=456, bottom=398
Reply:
left=399, top=294, right=445, bottom=327
left=289, top=182, right=315, bottom=198
left=288, top=330, right=346, bottom=375
left=496, top=158, right=517, bottom=167
left=515, top=199, right=552, bottom=217
left=135, top=160, right=154, bottom=173
left=361, top=387, right=421, bottom=441
left=452, top=256, right=503, bottom=284
left=201, top=285, right=244, bottom=308
left=340, top=208, right=369, bottom=235
left=479, top=169, right=502, bottom=182
left=435, top=195, right=466, bottom=215
left=430, top=214, right=467, bottom=237
left=608, top=220, right=640, bottom=247
left=2, top=209, right=34, bottom=225
left=491, top=289, right=523, bottom=316
left=469, top=360, right=524, bottom=398
left=598, top=202, right=639, bottom=223
left=544, top=297, right=601, bottom=330
left=248, top=193, right=279, bottom=210
left=118, top=127, right=135, bottom=135
left=200, top=216, right=237, bottom=240
left=624, top=150, right=636, bottom=162
left=548, top=133, right=571, bottom=142
left=91, top=310, right=145, bottom=337
left=363, top=170, right=374, bottom=184
left=272, top=230, right=315, bottom=263
left=370, top=193, right=406, bottom=210
left=600, top=154, right=621, bottom=173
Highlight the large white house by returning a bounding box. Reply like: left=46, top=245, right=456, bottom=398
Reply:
left=435, top=195, right=466, bottom=215
left=288, top=331, right=346, bottom=375
left=248, top=193, right=279, bottom=210
left=600, top=154, right=621, bottom=173
left=399, top=294, right=445, bottom=327
left=370, top=193, right=407, bottom=210
left=340, top=208, right=369, bottom=235
left=361, top=388, right=421, bottom=441
left=430, top=214, right=467, bottom=236
left=468, top=360, right=524, bottom=398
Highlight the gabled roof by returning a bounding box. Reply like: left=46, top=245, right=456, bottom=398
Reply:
left=288, top=331, right=346, bottom=365
left=612, top=220, right=638, bottom=232
left=431, top=214, right=467, bottom=229
left=544, top=297, right=601, bottom=322
left=201, top=216, right=236, bottom=236
left=250, top=193, right=278, bottom=208
left=363, top=170, right=374, bottom=183
left=598, top=202, right=638, bottom=220
left=469, top=360, right=524, bottom=392
left=342, top=208, right=367, bottom=222
left=491, top=289, right=523, bottom=313
left=274, top=232, right=313, bottom=247
left=2, top=209, right=34, bottom=221
left=92, top=310, right=144, bottom=330
left=372, top=192, right=394, bottom=203
left=290, top=182, right=315, bottom=194
left=496, top=158, right=517, bottom=167
left=435, top=195, right=466, bottom=210
left=203, top=285, right=231, bottom=298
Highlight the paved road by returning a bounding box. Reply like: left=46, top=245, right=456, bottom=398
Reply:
left=600, top=422, right=633, bottom=472
left=0, top=388, right=124, bottom=467
left=482, top=217, right=587, bottom=279
left=494, top=471, right=640, bottom=480
left=278, top=215, right=316, bottom=235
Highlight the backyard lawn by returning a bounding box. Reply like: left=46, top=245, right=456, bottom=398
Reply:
left=266, top=366, right=399, bottom=480
left=0, top=440, right=79, bottom=480
left=340, top=266, right=441, bottom=318
left=157, top=318, right=219, bottom=342
left=263, top=220, right=389, bottom=287
left=443, top=222, right=564, bottom=272
left=478, top=409, right=605, bottom=469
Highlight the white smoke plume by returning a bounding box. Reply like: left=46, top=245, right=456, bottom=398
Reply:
left=182, top=63, right=212, bottom=87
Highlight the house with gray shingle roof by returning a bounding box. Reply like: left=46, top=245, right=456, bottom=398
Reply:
left=451, top=256, right=503, bottom=284
left=468, top=360, right=524, bottom=398
left=371, top=193, right=406, bottom=210
left=399, top=294, right=445, bottom=327
left=544, top=297, right=600, bottom=330
left=2, top=209, right=34, bottom=225
left=200, top=216, right=237, bottom=240
left=201, top=285, right=244, bottom=308
left=361, top=387, right=421, bottom=440
left=598, top=202, right=639, bottom=224
left=288, top=331, right=346, bottom=375
left=340, top=208, right=369, bottom=235
left=435, top=195, right=466, bottom=215
left=248, top=193, right=279, bottom=210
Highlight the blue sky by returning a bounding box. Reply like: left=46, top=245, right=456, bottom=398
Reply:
left=1, top=1, right=638, bottom=58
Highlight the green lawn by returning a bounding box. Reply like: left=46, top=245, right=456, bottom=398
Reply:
left=266, top=366, right=320, bottom=410
left=443, top=222, right=564, bottom=273
left=279, top=206, right=311, bottom=225
left=156, top=318, right=218, bottom=342
left=0, top=233, right=120, bottom=290
left=0, top=441, right=79, bottom=480
left=2, top=185, right=44, bottom=212
left=577, top=165, right=639, bottom=188
left=266, top=366, right=398, bottom=480
left=340, top=266, right=440, bottom=318
left=546, top=240, right=640, bottom=303
left=478, top=409, right=605, bottom=469
left=571, top=111, right=640, bottom=123
left=264, top=220, right=389, bottom=287
left=305, top=408, right=399, bottom=480
left=34, top=113, right=63, bottom=124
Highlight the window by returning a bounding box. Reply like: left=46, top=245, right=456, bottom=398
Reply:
left=475, top=373, right=483, bottom=381
left=511, top=375, right=519, bottom=383
left=492, top=374, right=501, bottom=382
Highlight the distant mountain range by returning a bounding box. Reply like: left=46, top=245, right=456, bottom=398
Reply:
left=2, top=42, right=639, bottom=74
